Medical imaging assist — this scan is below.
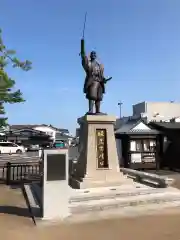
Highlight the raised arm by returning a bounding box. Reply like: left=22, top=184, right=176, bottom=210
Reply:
left=80, top=39, right=88, bottom=70
left=81, top=39, right=85, bottom=58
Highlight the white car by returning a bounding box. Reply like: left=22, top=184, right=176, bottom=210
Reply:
left=0, top=142, right=25, bottom=154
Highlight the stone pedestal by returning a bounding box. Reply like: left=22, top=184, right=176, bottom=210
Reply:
left=71, top=114, right=130, bottom=189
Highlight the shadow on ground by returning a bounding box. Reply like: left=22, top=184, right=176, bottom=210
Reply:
left=0, top=206, right=30, bottom=217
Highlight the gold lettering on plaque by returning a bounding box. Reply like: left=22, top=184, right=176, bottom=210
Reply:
left=99, top=161, right=104, bottom=166
left=99, top=153, right=104, bottom=159
left=96, top=129, right=108, bottom=169
left=99, top=146, right=104, bottom=152
left=97, top=131, right=104, bottom=137
left=98, top=138, right=104, bottom=144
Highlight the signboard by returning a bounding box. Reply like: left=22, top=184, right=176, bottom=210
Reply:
left=54, top=142, right=64, bottom=148
left=96, top=129, right=108, bottom=169
left=46, top=154, right=66, bottom=181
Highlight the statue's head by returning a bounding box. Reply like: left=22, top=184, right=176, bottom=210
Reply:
left=90, top=51, right=97, bottom=60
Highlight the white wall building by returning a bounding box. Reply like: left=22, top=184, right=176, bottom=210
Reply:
left=133, top=101, right=180, bottom=122
left=33, top=125, right=72, bottom=144
left=33, top=125, right=55, bottom=142
left=9, top=124, right=72, bottom=144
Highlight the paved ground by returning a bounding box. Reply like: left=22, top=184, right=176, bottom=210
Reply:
left=146, top=169, right=180, bottom=189
left=2, top=211, right=180, bottom=240
left=1, top=148, right=180, bottom=239
left=0, top=173, right=180, bottom=239
left=1, top=184, right=180, bottom=239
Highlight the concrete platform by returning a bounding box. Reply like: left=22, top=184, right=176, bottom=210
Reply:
left=69, top=183, right=180, bottom=213
left=24, top=182, right=180, bottom=224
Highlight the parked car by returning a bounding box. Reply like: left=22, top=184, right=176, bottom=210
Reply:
left=0, top=142, right=25, bottom=154
left=27, top=144, right=40, bottom=151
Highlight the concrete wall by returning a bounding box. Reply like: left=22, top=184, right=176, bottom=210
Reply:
left=133, top=102, right=180, bottom=122
left=133, top=102, right=146, bottom=116
left=116, top=139, right=122, bottom=166
left=146, top=102, right=180, bottom=122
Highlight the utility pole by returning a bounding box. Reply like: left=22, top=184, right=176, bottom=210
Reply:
left=118, top=101, right=123, bottom=119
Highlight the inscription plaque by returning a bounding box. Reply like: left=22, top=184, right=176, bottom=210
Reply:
left=96, top=129, right=108, bottom=169
left=46, top=154, right=66, bottom=181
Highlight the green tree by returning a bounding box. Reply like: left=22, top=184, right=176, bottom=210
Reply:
left=0, top=29, right=32, bottom=128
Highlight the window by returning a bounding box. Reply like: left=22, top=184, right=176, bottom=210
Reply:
left=143, top=140, right=156, bottom=152
left=46, top=132, right=53, bottom=136
left=130, top=139, right=156, bottom=152
left=12, top=143, right=18, bottom=147
left=136, top=140, right=142, bottom=151
left=0, top=142, right=14, bottom=147
left=130, top=141, right=136, bottom=151
left=21, top=131, right=31, bottom=136
left=130, top=140, right=142, bottom=152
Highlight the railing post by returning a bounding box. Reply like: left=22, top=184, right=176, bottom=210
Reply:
left=6, top=162, right=11, bottom=185
left=39, top=161, right=43, bottom=187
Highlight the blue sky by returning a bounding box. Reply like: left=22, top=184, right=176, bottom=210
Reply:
left=1, top=0, right=180, bottom=133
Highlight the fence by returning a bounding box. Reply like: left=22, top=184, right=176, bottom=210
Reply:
left=0, top=161, right=41, bottom=185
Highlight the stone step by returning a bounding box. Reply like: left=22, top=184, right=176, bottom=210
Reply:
left=70, top=189, right=180, bottom=214
left=70, top=185, right=168, bottom=203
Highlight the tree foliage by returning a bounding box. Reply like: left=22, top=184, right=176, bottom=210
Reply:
left=0, top=29, right=32, bottom=127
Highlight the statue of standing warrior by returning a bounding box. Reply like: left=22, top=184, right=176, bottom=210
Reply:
left=80, top=38, right=112, bottom=114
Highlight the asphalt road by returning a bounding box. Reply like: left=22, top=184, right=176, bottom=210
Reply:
left=0, top=147, right=78, bottom=165
left=0, top=148, right=78, bottom=181
left=0, top=152, right=40, bottom=165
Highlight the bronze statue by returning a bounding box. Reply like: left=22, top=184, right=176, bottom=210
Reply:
left=80, top=39, right=112, bottom=114
left=80, top=13, right=112, bottom=114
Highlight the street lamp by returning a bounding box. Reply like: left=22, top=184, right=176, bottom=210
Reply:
left=118, top=101, right=123, bottom=119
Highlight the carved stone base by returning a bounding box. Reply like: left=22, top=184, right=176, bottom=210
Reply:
left=71, top=173, right=132, bottom=189
left=71, top=114, right=131, bottom=189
